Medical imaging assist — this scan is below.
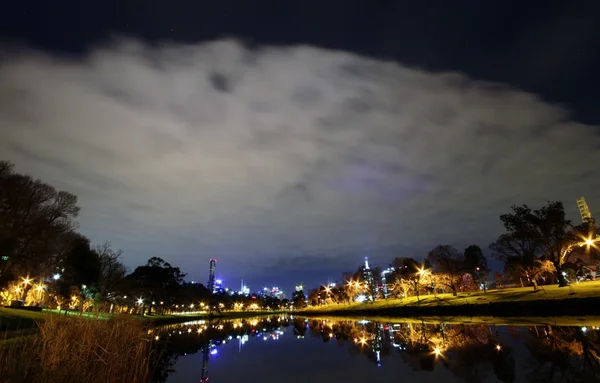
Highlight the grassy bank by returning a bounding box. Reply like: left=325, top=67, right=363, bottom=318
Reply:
left=0, top=307, right=284, bottom=332
left=0, top=316, right=155, bottom=383
left=299, top=280, right=600, bottom=317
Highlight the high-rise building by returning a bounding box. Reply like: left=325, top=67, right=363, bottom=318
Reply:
left=207, top=259, right=217, bottom=293
left=380, top=267, right=395, bottom=296
left=362, top=257, right=378, bottom=299
left=239, top=280, right=250, bottom=295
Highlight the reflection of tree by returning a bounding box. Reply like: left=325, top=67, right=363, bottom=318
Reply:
left=151, top=316, right=600, bottom=383
left=307, top=318, right=521, bottom=381
left=524, top=325, right=600, bottom=383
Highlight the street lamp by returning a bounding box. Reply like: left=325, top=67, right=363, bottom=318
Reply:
left=561, top=237, right=600, bottom=264
left=586, top=239, right=594, bottom=246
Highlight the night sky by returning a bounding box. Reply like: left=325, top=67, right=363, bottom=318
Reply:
left=1, top=1, right=599, bottom=294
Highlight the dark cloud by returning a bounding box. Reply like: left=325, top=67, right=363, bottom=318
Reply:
left=1, top=38, right=599, bottom=293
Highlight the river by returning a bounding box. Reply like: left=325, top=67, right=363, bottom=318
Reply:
left=151, top=315, right=600, bottom=383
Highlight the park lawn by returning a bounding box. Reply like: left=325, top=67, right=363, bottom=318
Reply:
left=299, top=280, right=600, bottom=314
left=0, top=307, right=48, bottom=331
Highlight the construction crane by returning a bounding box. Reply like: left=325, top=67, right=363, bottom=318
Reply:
left=577, top=197, right=593, bottom=224
left=577, top=197, right=599, bottom=240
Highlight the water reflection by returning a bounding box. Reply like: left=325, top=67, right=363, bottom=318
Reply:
left=153, top=316, right=600, bottom=382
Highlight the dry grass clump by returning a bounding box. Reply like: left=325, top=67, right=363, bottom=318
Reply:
left=0, top=316, right=156, bottom=383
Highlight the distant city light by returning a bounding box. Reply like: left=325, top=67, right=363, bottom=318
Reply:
left=53, top=273, right=61, bottom=280
left=216, top=279, right=222, bottom=285
left=210, top=349, right=218, bottom=355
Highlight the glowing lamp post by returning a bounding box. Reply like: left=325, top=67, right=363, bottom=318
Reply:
left=559, top=237, right=600, bottom=285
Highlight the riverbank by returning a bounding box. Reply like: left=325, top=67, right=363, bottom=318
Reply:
left=0, top=307, right=283, bottom=332
left=298, top=280, right=600, bottom=318
left=300, top=314, right=600, bottom=327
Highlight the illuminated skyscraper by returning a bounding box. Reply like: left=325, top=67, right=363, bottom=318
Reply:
left=380, top=267, right=395, bottom=296
left=362, top=257, right=377, bottom=300
left=207, top=259, right=217, bottom=293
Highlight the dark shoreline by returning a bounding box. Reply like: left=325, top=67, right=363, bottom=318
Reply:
left=298, top=297, right=600, bottom=318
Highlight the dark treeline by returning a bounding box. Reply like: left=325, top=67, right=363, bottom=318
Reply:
left=0, top=161, right=285, bottom=315
left=297, top=201, right=599, bottom=309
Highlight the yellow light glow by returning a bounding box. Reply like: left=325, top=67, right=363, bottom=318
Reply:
left=496, top=345, right=501, bottom=351
left=155, top=336, right=160, bottom=341
left=434, top=348, right=441, bottom=356
left=21, top=277, right=31, bottom=286
left=586, top=239, right=594, bottom=246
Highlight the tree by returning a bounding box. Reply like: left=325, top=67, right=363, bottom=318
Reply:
left=55, top=234, right=101, bottom=313
left=492, top=201, right=574, bottom=287
left=95, top=242, right=128, bottom=312
left=0, top=160, right=80, bottom=285
left=464, top=245, right=489, bottom=291
left=463, top=245, right=488, bottom=274
left=125, top=257, right=186, bottom=314
left=388, top=257, right=426, bottom=301
left=426, top=245, right=464, bottom=296
left=292, top=290, right=307, bottom=309
left=490, top=233, right=537, bottom=286
left=493, top=272, right=504, bottom=288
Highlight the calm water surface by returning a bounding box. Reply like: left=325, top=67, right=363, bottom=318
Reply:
left=152, top=315, right=600, bottom=383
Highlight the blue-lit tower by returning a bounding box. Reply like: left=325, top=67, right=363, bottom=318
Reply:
left=207, top=259, right=217, bottom=293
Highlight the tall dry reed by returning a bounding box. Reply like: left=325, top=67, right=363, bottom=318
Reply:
left=0, top=316, right=157, bottom=383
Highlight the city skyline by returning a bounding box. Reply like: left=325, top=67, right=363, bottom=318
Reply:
left=1, top=1, right=599, bottom=292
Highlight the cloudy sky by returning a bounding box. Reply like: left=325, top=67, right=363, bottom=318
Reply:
left=1, top=1, right=599, bottom=293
